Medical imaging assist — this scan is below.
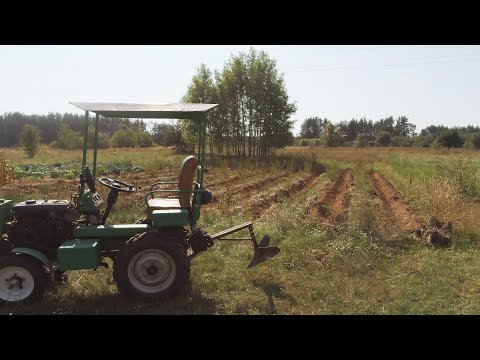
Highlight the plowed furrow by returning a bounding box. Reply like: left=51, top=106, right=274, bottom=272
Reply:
left=371, top=172, right=423, bottom=232
left=308, top=169, right=354, bottom=223
left=210, top=172, right=289, bottom=204
left=251, top=172, right=323, bottom=219
left=207, top=175, right=240, bottom=189
left=370, top=171, right=451, bottom=246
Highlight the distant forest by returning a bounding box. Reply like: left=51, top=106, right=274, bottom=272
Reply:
left=4, top=47, right=477, bottom=153
left=1, top=111, right=480, bottom=151
left=2, top=46, right=478, bottom=153
left=1, top=48, right=298, bottom=157
left=0, top=112, right=148, bottom=147
left=298, top=116, right=480, bottom=149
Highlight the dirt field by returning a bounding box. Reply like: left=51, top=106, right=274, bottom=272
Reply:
left=1, top=145, right=480, bottom=314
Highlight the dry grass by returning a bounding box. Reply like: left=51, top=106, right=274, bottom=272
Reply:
left=0, top=155, right=15, bottom=186
left=2, top=146, right=480, bottom=314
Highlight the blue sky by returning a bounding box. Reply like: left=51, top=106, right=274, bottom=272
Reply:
left=1, top=45, right=479, bottom=135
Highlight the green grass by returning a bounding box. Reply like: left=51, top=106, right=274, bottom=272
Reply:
left=3, top=146, right=480, bottom=314
left=2, top=145, right=181, bottom=167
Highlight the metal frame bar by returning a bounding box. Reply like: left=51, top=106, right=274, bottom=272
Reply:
left=197, top=117, right=202, bottom=185
left=144, top=182, right=201, bottom=205
left=145, top=189, right=203, bottom=204
left=92, top=113, right=100, bottom=184
left=210, top=221, right=258, bottom=247
left=150, top=181, right=201, bottom=191
left=82, top=111, right=89, bottom=170
left=81, top=111, right=89, bottom=193
left=190, top=113, right=207, bottom=229
left=199, top=114, right=207, bottom=189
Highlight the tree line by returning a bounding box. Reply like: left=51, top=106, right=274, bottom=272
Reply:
left=5, top=45, right=479, bottom=156
left=181, top=48, right=297, bottom=157
left=1, top=48, right=297, bottom=158
left=298, top=116, right=480, bottom=149
left=0, top=112, right=150, bottom=148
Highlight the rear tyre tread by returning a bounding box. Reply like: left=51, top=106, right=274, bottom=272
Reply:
left=113, top=229, right=190, bottom=300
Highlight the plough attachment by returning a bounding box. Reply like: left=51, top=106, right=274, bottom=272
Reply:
left=189, top=222, right=280, bottom=268
left=211, top=222, right=280, bottom=268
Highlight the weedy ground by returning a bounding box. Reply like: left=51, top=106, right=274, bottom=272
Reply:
left=2, top=145, right=480, bottom=314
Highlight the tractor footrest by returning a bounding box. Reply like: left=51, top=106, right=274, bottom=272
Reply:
left=211, top=222, right=253, bottom=240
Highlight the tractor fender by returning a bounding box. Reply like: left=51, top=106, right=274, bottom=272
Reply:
left=11, top=247, right=51, bottom=272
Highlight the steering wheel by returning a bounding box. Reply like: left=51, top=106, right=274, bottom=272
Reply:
left=99, top=178, right=136, bottom=193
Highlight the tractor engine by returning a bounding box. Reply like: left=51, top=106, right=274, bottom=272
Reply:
left=6, top=200, right=75, bottom=259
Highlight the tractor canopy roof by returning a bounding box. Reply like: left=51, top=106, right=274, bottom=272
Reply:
left=70, top=102, right=218, bottom=120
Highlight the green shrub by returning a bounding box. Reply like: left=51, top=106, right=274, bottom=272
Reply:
left=88, top=127, right=111, bottom=149
left=375, top=131, right=392, bottom=146
left=433, top=130, right=463, bottom=149
left=111, top=127, right=154, bottom=148
left=353, top=133, right=367, bottom=148
left=320, top=123, right=341, bottom=147
left=464, top=133, right=480, bottom=150
left=111, top=127, right=139, bottom=148
left=137, top=132, right=154, bottom=148
left=53, top=124, right=83, bottom=150
left=19, top=124, right=41, bottom=158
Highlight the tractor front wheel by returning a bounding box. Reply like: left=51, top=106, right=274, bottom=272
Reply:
left=0, top=255, right=47, bottom=304
left=113, top=230, right=190, bottom=300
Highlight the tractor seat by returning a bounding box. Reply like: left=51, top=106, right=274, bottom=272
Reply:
left=147, top=198, right=183, bottom=209
left=147, top=155, right=198, bottom=214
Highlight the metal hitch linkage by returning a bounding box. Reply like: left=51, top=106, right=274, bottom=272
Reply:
left=210, top=222, right=280, bottom=268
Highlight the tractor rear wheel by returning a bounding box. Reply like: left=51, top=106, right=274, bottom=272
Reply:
left=113, top=229, right=190, bottom=300
left=0, top=255, right=48, bottom=304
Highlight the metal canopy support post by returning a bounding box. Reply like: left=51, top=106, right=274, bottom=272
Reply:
left=199, top=114, right=207, bottom=189
left=92, top=113, right=100, bottom=184
left=82, top=111, right=89, bottom=169
left=196, top=116, right=202, bottom=187
left=80, top=110, right=90, bottom=194
left=192, top=114, right=207, bottom=230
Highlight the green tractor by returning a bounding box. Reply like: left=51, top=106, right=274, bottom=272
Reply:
left=0, top=102, right=280, bottom=304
